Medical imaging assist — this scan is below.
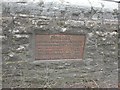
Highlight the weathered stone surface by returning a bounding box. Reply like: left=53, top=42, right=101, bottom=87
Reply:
left=2, top=1, right=118, bottom=88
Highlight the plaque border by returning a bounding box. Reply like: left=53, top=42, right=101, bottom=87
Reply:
left=30, top=32, right=86, bottom=61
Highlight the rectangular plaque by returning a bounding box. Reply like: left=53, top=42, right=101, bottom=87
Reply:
left=35, top=34, right=86, bottom=60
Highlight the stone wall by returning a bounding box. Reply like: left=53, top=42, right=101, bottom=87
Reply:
left=2, top=2, right=118, bottom=88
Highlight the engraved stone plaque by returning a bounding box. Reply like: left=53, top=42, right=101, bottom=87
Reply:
left=35, top=34, right=86, bottom=60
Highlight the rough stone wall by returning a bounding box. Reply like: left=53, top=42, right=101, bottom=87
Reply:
left=2, top=2, right=118, bottom=88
